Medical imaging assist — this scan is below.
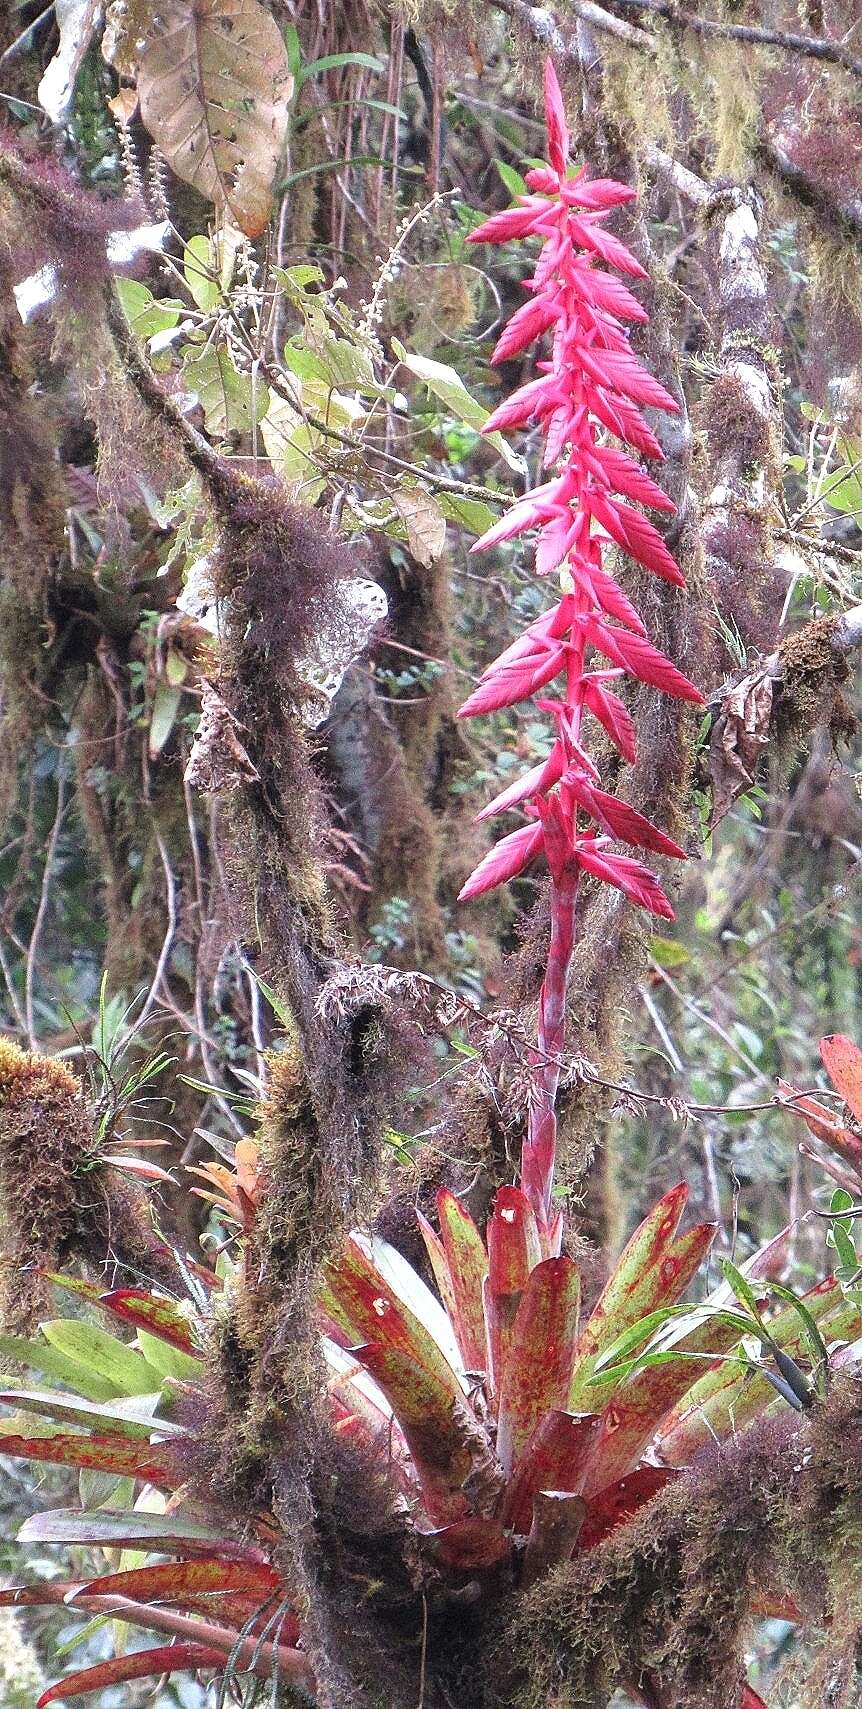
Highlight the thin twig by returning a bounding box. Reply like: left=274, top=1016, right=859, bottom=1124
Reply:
left=25, top=764, right=68, bottom=1050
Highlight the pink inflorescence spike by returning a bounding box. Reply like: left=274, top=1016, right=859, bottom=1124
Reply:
left=458, top=60, right=703, bottom=1238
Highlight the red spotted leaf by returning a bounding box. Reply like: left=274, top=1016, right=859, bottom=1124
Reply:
left=496, top=1257, right=580, bottom=1474
left=500, top=1409, right=601, bottom=1534
left=579, top=1465, right=677, bottom=1549
left=99, top=1289, right=201, bottom=1356
left=0, top=1432, right=179, bottom=1487
left=37, top=1645, right=224, bottom=1706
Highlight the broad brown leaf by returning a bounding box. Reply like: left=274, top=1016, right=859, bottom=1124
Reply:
left=137, top=0, right=293, bottom=238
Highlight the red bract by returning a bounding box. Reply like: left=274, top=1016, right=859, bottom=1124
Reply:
left=459, top=60, right=703, bottom=1235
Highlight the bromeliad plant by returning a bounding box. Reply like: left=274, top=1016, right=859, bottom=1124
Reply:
left=4, top=60, right=858, bottom=1709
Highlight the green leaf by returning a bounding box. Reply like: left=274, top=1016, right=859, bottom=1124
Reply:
left=250, top=972, right=294, bottom=1028
left=0, top=1334, right=123, bottom=1403
left=148, top=681, right=182, bottom=759
left=764, top=1281, right=830, bottom=1374
left=437, top=494, right=498, bottom=536
left=136, top=1329, right=202, bottom=1383
left=271, top=262, right=326, bottom=297
left=182, top=235, right=220, bottom=312
left=649, top=934, right=690, bottom=969
left=0, top=1388, right=181, bottom=1438
left=569, top=1184, right=716, bottom=1408
left=183, top=347, right=270, bottom=439
left=299, top=51, right=385, bottom=82
left=17, top=1507, right=228, bottom=1550
left=719, top=1258, right=766, bottom=1331
left=494, top=159, right=529, bottom=198
left=39, top=1321, right=160, bottom=1398
left=114, top=278, right=184, bottom=342
left=391, top=339, right=525, bottom=473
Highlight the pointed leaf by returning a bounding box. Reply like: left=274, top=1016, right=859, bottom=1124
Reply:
left=18, top=1508, right=239, bottom=1553
left=37, top=1645, right=224, bottom=1705
left=0, top=1433, right=179, bottom=1487
left=497, top=1257, right=580, bottom=1474
left=569, top=1185, right=715, bottom=1407
left=0, top=1389, right=182, bottom=1439
left=39, top=1321, right=157, bottom=1398
left=138, top=0, right=294, bottom=239
left=75, top=1557, right=281, bottom=1602
left=0, top=1334, right=123, bottom=1403
left=98, top=1288, right=201, bottom=1358
left=435, top=1190, right=488, bottom=1372
left=485, top=1187, right=542, bottom=1394
left=321, top=1237, right=464, bottom=1398
left=658, top=1284, right=862, bottom=1465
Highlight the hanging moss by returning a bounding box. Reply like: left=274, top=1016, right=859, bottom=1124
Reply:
left=498, top=1377, right=862, bottom=1709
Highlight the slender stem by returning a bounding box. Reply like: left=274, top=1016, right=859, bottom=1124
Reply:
left=521, top=867, right=578, bottom=1239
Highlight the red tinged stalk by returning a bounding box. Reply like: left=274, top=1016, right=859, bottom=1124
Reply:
left=459, top=59, right=702, bottom=1237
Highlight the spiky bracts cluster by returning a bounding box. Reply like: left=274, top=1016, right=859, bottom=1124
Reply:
left=458, top=63, right=703, bottom=1236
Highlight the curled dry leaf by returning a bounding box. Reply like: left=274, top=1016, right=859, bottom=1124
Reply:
left=709, top=663, right=775, bottom=827
left=184, top=681, right=260, bottom=792
left=38, top=0, right=101, bottom=123
left=137, top=0, right=294, bottom=239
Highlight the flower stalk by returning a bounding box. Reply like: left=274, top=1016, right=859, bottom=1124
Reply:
left=458, top=61, right=703, bottom=1242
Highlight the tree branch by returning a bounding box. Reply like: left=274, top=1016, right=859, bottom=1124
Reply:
left=601, top=0, right=862, bottom=79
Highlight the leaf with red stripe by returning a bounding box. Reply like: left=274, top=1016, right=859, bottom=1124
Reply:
left=485, top=1187, right=542, bottom=1395
left=74, top=1556, right=282, bottom=1603
left=581, top=1314, right=742, bottom=1494
left=658, top=1287, right=862, bottom=1466
left=17, top=1508, right=250, bottom=1556
left=320, top=1236, right=463, bottom=1399
left=354, top=1342, right=476, bottom=1525
left=0, top=1432, right=179, bottom=1488
left=37, top=1645, right=224, bottom=1706
left=0, top=1389, right=182, bottom=1440
left=496, top=1257, right=580, bottom=1474
left=433, top=1190, right=488, bottom=1372
left=500, top=1409, right=601, bottom=1534
left=820, top=1034, right=862, bottom=1126
left=578, top=1465, right=676, bottom=1549
left=99, top=1289, right=201, bottom=1357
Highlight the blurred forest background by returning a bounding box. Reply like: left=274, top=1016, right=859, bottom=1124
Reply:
left=2, top=0, right=862, bottom=1702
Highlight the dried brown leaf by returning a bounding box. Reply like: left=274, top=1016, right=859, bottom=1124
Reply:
left=184, top=682, right=260, bottom=792
left=709, top=665, right=774, bottom=826
left=137, top=0, right=293, bottom=239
